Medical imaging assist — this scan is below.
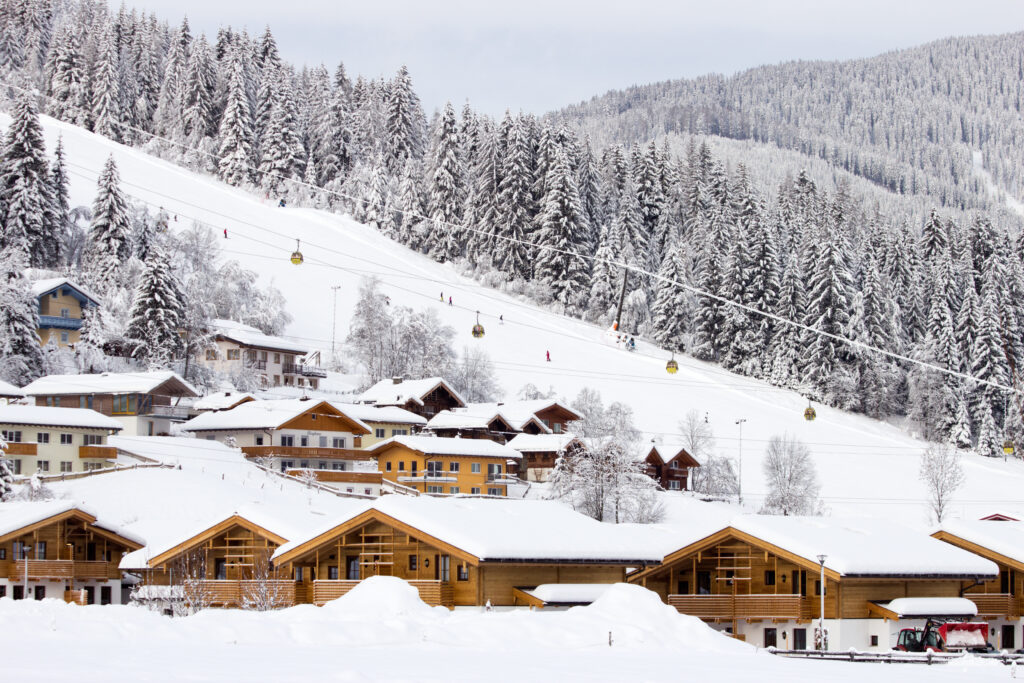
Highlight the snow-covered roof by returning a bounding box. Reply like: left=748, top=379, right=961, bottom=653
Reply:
left=326, top=401, right=427, bottom=426
left=463, top=399, right=580, bottom=431
left=522, top=584, right=615, bottom=605
left=22, top=371, right=198, bottom=397
left=426, top=410, right=507, bottom=431
left=181, top=399, right=371, bottom=433
left=110, top=436, right=245, bottom=466
left=211, top=318, right=308, bottom=354
left=0, top=500, right=145, bottom=546
left=274, top=496, right=670, bottom=564
left=0, top=405, right=123, bottom=431
left=506, top=433, right=580, bottom=453
left=368, top=435, right=522, bottom=459
left=359, top=377, right=466, bottom=408
left=0, top=379, right=25, bottom=398
left=191, top=391, right=256, bottom=411
left=29, top=277, right=101, bottom=305
left=878, top=598, right=978, bottom=618
left=647, top=441, right=700, bottom=467
left=936, top=520, right=1024, bottom=566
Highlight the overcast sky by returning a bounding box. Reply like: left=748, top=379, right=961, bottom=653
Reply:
left=115, top=0, right=1024, bottom=116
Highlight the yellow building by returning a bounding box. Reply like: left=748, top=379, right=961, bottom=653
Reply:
left=0, top=405, right=123, bottom=475
left=367, top=435, right=521, bottom=496
left=30, top=278, right=100, bottom=348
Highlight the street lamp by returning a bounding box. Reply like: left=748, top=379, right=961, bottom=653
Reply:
left=330, top=285, right=341, bottom=360
left=816, top=554, right=827, bottom=651
left=735, top=419, right=747, bottom=506
left=22, top=541, right=32, bottom=600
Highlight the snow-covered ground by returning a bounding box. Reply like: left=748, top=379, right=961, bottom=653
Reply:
left=0, top=579, right=1008, bottom=683
left=7, top=112, right=1024, bottom=523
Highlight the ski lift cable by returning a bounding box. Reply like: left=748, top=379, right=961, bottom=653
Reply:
left=16, top=83, right=1016, bottom=395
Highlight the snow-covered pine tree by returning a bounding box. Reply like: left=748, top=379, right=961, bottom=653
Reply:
left=533, top=146, right=591, bottom=312
left=0, top=247, right=45, bottom=384
left=920, top=208, right=949, bottom=264
left=395, top=160, right=424, bottom=249
left=46, top=24, right=89, bottom=126
left=462, top=119, right=500, bottom=262
left=0, top=430, right=14, bottom=501
left=153, top=19, right=191, bottom=138
left=48, top=137, right=71, bottom=266
left=493, top=115, right=533, bottom=280
left=425, top=102, right=463, bottom=262
left=82, top=155, right=131, bottom=293
left=124, top=245, right=185, bottom=368
left=0, top=93, right=54, bottom=268
left=587, top=224, right=621, bottom=323
left=690, top=206, right=730, bottom=361
left=180, top=34, right=216, bottom=152
left=385, top=65, right=424, bottom=173
left=217, top=47, right=255, bottom=186
left=969, top=280, right=1010, bottom=435
left=90, top=25, right=122, bottom=141
left=767, top=251, right=805, bottom=389
left=650, top=240, right=689, bottom=350
left=362, top=153, right=392, bottom=235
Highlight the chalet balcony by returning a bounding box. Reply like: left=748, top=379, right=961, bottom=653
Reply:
left=79, top=445, right=117, bottom=459
left=668, top=594, right=805, bottom=621
left=242, top=446, right=373, bottom=460
left=966, top=593, right=1022, bottom=618
left=38, top=315, right=83, bottom=330
left=3, top=442, right=37, bottom=456
left=398, top=472, right=457, bottom=483
left=9, top=559, right=120, bottom=581
left=308, top=579, right=453, bottom=607
left=282, top=363, right=327, bottom=378
left=190, top=579, right=296, bottom=608
left=144, top=404, right=191, bottom=419
left=286, top=470, right=383, bottom=485
left=486, top=474, right=519, bottom=484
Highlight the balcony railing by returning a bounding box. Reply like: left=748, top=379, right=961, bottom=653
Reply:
left=38, top=315, right=83, bottom=330
left=282, top=363, right=327, bottom=378
left=3, top=442, right=37, bottom=456
left=190, top=579, right=296, bottom=608
left=79, top=445, right=117, bottom=459
left=9, top=559, right=119, bottom=581
left=309, top=579, right=453, bottom=607
left=242, top=446, right=374, bottom=460
left=246, top=360, right=268, bottom=371
left=486, top=474, right=518, bottom=484
left=145, top=404, right=191, bottom=419
left=668, top=594, right=804, bottom=620
left=966, top=593, right=1021, bottom=618
left=398, top=473, right=457, bottom=483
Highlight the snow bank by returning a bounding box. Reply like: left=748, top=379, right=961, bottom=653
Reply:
left=320, top=576, right=442, bottom=619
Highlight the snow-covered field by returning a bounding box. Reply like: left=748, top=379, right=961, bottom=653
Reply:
left=7, top=111, right=1024, bottom=523
left=0, top=579, right=1009, bottom=683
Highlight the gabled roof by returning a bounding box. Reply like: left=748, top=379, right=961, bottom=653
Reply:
left=182, top=399, right=370, bottom=434
left=366, top=435, right=522, bottom=459
left=933, top=520, right=1024, bottom=572
left=462, top=399, right=581, bottom=431
left=506, top=433, right=582, bottom=454
left=426, top=409, right=514, bottom=432
left=327, top=401, right=427, bottom=426
left=646, top=441, right=701, bottom=468
left=191, top=391, right=256, bottom=412
left=211, top=319, right=308, bottom=354
left=22, top=371, right=199, bottom=398
left=359, top=377, right=467, bottom=409
left=0, top=379, right=25, bottom=399
left=0, top=501, right=144, bottom=548
left=640, top=515, right=998, bottom=581
left=0, top=405, right=123, bottom=431
left=273, top=496, right=668, bottom=566
left=30, top=277, right=101, bottom=306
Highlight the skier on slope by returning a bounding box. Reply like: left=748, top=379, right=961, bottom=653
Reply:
left=546, top=350, right=551, bottom=362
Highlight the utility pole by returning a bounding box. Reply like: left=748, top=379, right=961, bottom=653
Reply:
left=817, top=554, right=828, bottom=651
left=735, top=418, right=747, bottom=506
left=330, top=285, right=341, bottom=359
left=613, top=271, right=629, bottom=332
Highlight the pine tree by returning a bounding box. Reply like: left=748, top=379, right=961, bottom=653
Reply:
left=691, top=207, right=730, bottom=361
left=493, top=115, right=533, bottom=280
left=46, top=25, right=89, bottom=126
left=426, top=102, right=463, bottom=262
left=154, top=20, right=191, bottom=138
left=48, top=137, right=71, bottom=265
left=82, top=156, right=131, bottom=292
left=650, top=241, right=689, bottom=350
left=385, top=65, right=424, bottom=173
left=395, top=160, right=424, bottom=249
left=363, top=153, right=392, bottom=235
left=124, top=245, right=185, bottom=368
left=970, top=281, right=1010, bottom=430
left=0, top=247, right=45, bottom=384
left=217, top=48, right=255, bottom=186
left=0, top=93, right=53, bottom=267
left=180, top=35, right=216, bottom=147
left=90, top=26, right=122, bottom=141
left=534, top=147, right=591, bottom=312
left=768, top=251, right=806, bottom=389
left=0, top=437, right=14, bottom=501
left=920, top=208, right=949, bottom=263
left=587, top=225, right=621, bottom=322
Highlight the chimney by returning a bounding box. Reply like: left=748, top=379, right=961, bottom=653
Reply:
left=392, top=377, right=403, bottom=385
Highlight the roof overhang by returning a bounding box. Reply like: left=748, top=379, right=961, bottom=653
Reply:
left=144, top=514, right=289, bottom=569
left=931, top=529, right=1024, bottom=573
left=0, top=508, right=143, bottom=551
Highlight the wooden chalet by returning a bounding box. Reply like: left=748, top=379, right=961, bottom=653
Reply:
left=0, top=502, right=143, bottom=604
left=182, top=398, right=373, bottom=473
left=367, top=435, right=522, bottom=496
left=506, top=433, right=585, bottom=483
left=630, top=516, right=998, bottom=651
left=462, top=399, right=581, bottom=435
left=125, top=513, right=295, bottom=609
left=425, top=409, right=519, bottom=443
left=644, top=442, right=701, bottom=491
left=270, top=497, right=664, bottom=608
left=933, top=520, right=1024, bottom=650
left=359, top=377, right=466, bottom=419
left=30, top=277, right=100, bottom=349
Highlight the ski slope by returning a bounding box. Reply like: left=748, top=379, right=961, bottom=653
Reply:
left=11, top=112, right=1024, bottom=523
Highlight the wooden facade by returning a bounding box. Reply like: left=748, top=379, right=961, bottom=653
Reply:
left=34, top=280, right=99, bottom=349
left=932, top=530, right=1024, bottom=620
left=273, top=509, right=633, bottom=608
left=644, top=445, right=700, bottom=491
left=532, top=404, right=580, bottom=434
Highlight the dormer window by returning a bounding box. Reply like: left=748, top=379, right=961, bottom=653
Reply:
left=60, top=308, right=70, bottom=318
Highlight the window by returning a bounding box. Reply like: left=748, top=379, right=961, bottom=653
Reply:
left=870, top=635, right=880, bottom=647
left=457, top=564, right=469, bottom=581
left=471, top=487, right=480, bottom=495
left=375, top=428, right=386, bottom=438
left=487, top=488, right=501, bottom=496
left=814, top=580, right=823, bottom=596
left=280, top=435, right=294, bottom=447
left=410, top=462, right=417, bottom=474
left=471, top=463, right=481, bottom=474
left=82, top=434, right=103, bottom=445
left=280, top=460, right=294, bottom=471
left=255, top=436, right=264, bottom=446
left=294, top=567, right=304, bottom=582
left=11, top=459, right=20, bottom=474
left=60, top=433, right=73, bottom=445
left=79, top=396, right=93, bottom=409
left=226, top=349, right=241, bottom=360
left=83, top=462, right=102, bottom=471
left=332, top=437, right=346, bottom=448
left=398, top=461, right=405, bottom=472
left=54, top=397, right=60, bottom=407
left=385, top=462, right=392, bottom=472
left=36, top=542, right=46, bottom=558
left=409, top=554, right=417, bottom=571
left=426, top=485, right=443, bottom=494
left=553, top=423, right=562, bottom=434
left=764, top=570, right=776, bottom=587
left=449, top=462, right=460, bottom=473
left=60, top=461, right=72, bottom=473
left=763, top=628, right=777, bottom=648
left=2, top=430, right=21, bottom=442
left=426, top=461, right=443, bottom=478
left=205, top=435, right=215, bottom=441
left=310, top=412, right=316, bottom=421
left=318, top=461, right=327, bottom=469
left=299, top=460, right=309, bottom=469
left=259, top=351, right=268, bottom=362
left=364, top=488, right=371, bottom=495
left=449, top=487, right=459, bottom=494
left=60, top=331, right=69, bottom=344
left=37, top=461, right=50, bottom=472
left=670, top=461, right=681, bottom=469
left=37, top=432, right=50, bottom=444
left=346, top=557, right=360, bottom=580
left=111, top=395, right=135, bottom=414
left=60, top=307, right=70, bottom=318
left=328, top=566, right=339, bottom=580
left=392, top=429, right=408, bottom=436
left=668, top=480, right=681, bottom=490
left=319, top=436, right=328, bottom=448
left=300, top=436, right=309, bottom=447
left=274, top=353, right=281, bottom=364
left=101, top=586, right=112, bottom=605
left=205, top=349, right=217, bottom=360
left=438, top=555, right=450, bottom=582
left=793, top=629, right=807, bottom=650
left=332, top=463, right=344, bottom=471
left=0, top=548, right=5, bottom=560
left=697, top=572, right=711, bottom=595
left=346, top=487, right=354, bottom=493
left=487, top=463, right=502, bottom=478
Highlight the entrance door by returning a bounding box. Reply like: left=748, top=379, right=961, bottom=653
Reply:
left=86, top=542, right=97, bottom=561
left=763, top=628, right=777, bottom=648
left=214, top=558, right=227, bottom=580
left=791, top=570, right=806, bottom=595
left=84, top=586, right=95, bottom=604
left=1003, top=625, right=1016, bottom=650
left=793, top=628, right=807, bottom=650
left=697, top=571, right=711, bottom=594
left=346, top=556, right=360, bottom=580
left=101, top=586, right=112, bottom=605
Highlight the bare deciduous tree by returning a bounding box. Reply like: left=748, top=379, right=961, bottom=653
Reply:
left=761, top=433, right=822, bottom=516
left=172, top=547, right=213, bottom=616
left=241, top=549, right=289, bottom=611
left=919, top=444, right=965, bottom=522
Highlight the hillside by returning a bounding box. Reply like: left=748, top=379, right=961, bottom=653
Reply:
left=14, top=110, right=1024, bottom=524
left=551, top=31, right=1024, bottom=218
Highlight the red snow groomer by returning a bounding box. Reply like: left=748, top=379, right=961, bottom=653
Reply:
left=895, top=619, right=989, bottom=653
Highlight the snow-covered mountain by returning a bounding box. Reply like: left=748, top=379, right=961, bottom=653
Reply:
left=14, top=110, right=1024, bottom=524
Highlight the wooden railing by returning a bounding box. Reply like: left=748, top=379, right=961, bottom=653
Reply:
left=286, top=470, right=382, bottom=484
left=9, top=560, right=118, bottom=581
left=64, top=589, right=87, bottom=605
left=79, top=445, right=118, bottom=459
left=311, top=579, right=454, bottom=607
left=242, top=446, right=374, bottom=460
left=193, top=580, right=296, bottom=608
left=668, top=594, right=804, bottom=620
left=966, top=593, right=1021, bottom=618
left=3, top=442, right=37, bottom=456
